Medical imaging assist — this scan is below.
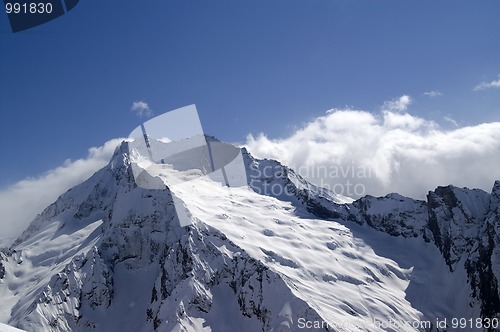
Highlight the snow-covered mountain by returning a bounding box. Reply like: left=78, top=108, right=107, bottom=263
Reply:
left=0, top=138, right=499, bottom=332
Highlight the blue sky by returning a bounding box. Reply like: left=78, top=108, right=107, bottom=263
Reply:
left=1, top=0, right=500, bottom=188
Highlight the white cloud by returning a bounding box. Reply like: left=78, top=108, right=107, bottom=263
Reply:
left=246, top=106, right=500, bottom=201
left=473, top=75, right=500, bottom=91
left=131, top=100, right=154, bottom=117
left=424, top=90, right=442, bottom=97
left=381, top=95, right=412, bottom=112
left=0, top=138, right=124, bottom=242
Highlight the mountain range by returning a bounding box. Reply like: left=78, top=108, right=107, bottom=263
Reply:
left=0, top=138, right=499, bottom=331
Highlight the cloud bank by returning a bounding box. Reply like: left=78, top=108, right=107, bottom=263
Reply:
left=246, top=100, right=500, bottom=200
left=2, top=97, right=499, bottom=243
left=0, top=138, right=124, bottom=242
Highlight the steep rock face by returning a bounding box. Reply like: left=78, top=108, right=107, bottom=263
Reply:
left=427, top=185, right=491, bottom=269
left=144, top=222, right=325, bottom=332
left=241, top=148, right=351, bottom=219
left=0, top=249, right=7, bottom=280
left=343, top=184, right=500, bottom=322
left=423, top=185, right=500, bottom=321
left=463, top=181, right=500, bottom=322
left=16, top=247, right=112, bottom=331
left=347, top=194, right=430, bottom=239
